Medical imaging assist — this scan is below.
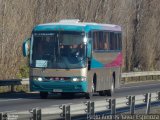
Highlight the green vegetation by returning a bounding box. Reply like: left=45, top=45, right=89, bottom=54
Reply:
left=16, top=65, right=29, bottom=78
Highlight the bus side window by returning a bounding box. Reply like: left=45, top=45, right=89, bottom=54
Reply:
left=109, top=32, right=122, bottom=51
left=93, top=31, right=110, bottom=51
left=93, top=32, right=96, bottom=50
left=93, top=31, right=100, bottom=50
left=115, top=33, right=118, bottom=50
left=93, top=31, right=122, bottom=51
left=109, top=32, right=115, bottom=50
left=118, top=33, right=122, bottom=50
left=104, top=32, right=109, bottom=50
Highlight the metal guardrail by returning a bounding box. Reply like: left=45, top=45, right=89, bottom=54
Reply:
left=1, top=92, right=160, bottom=120
left=0, top=78, right=29, bottom=92
left=122, top=71, right=160, bottom=77
left=121, top=71, right=160, bottom=84
left=21, top=78, right=29, bottom=85
left=0, top=79, right=22, bottom=92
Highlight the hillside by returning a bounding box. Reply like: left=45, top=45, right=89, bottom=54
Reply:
left=0, top=0, right=160, bottom=79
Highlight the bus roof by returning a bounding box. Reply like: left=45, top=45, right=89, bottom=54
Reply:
left=33, top=19, right=121, bottom=32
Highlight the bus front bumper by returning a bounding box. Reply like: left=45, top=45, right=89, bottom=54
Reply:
left=30, top=80, right=88, bottom=93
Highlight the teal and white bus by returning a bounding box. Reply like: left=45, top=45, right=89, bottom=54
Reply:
left=23, top=19, right=122, bottom=99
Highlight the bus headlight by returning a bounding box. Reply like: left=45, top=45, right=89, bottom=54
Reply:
left=33, top=77, right=43, bottom=81
left=38, top=77, right=43, bottom=81
left=81, top=77, right=87, bottom=81
left=72, top=77, right=86, bottom=82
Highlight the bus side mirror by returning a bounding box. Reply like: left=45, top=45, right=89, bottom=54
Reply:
left=87, top=40, right=92, bottom=58
left=23, top=38, right=30, bottom=57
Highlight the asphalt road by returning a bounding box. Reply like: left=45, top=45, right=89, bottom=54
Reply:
left=0, top=92, right=108, bottom=112
left=0, top=81, right=160, bottom=113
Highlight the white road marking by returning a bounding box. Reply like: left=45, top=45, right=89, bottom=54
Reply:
left=0, top=98, right=22, bottom=102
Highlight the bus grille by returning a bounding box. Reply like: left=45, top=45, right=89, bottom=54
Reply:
left=41, top=84, right=75, bottom=90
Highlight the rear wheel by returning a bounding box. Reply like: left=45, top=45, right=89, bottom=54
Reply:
left=40, top=92, right=48, bottom=99
left=106, top=90, right=111, bottom=96
left=99, top=90, right=111, bottom=96
left=99, top=91, right=107, bottom=96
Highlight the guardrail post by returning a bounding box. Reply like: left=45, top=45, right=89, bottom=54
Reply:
left=0, top=113, right=3, bottom=120
left=37, top=108, right=41, bottom=120
left=30, top=108, right=41, bottom=120
left=111, top=99, right=116, bottom=115
left=128, top=96, right=135, bottom=115
left=90, top=102, right=95, bottom=116
left=85, top=101, right=95, bottom=120
left=60, top=105, right=71, bottom=120
left=66, top=105, right=71, bottom=120
left=111, top=80, right=115, bottom=96
left=33, top=108, right=37, bottom=120
left=86, top=101, right=91, bottom=116
left=157, top=92, right=160, bottom=101
left=11, top=85, right=15, bottom=92
left=86, top=101, right=91, bottom=118
left=145, top=93, right=151, bottom=114
left=109, top=98, right=116, bottom=119
left=62, top=105, right=65, bottom=118
left=0, top=113, right=7, bottom=120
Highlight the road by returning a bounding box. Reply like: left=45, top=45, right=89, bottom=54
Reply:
left=0, top=92, right=108, bottom=112
left=0, top=81, right=160, bottom=113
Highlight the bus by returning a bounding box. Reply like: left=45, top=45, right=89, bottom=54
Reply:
left=23, top=19, right=122, bottom=99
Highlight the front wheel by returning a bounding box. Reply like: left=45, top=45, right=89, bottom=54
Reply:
left=85, top=92, right=92, bottom=99
left=40, top=92, right=48, bottom=99
left=99, top=90, right=111, bottom=96
left=106, top=90, right=111, bottom=96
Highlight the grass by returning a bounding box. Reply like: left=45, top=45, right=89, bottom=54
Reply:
left=16, top=65, right=29, bottom=79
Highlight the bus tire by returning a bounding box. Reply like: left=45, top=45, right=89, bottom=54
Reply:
left=99, top=91, right=106, bottom=96
left=85, top=92, right=92, bottom=99
left=40, top=92, right=48, bottom=99
left=106, top=90, right=111, bottom=96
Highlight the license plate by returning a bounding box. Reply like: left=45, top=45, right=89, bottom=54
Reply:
left=53, top=89, right=62, bottom=92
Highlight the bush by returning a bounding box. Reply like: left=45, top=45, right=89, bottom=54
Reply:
left=16, top=65, right=29, bottom=78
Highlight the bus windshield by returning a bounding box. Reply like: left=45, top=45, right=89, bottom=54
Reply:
left=31, top=31, right=87, bottom=69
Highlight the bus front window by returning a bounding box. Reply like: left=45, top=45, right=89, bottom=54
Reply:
left=31, top=31, right=87, bottom=69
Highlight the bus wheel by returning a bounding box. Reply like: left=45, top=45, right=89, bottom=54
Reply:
left=85, top=92, right=92, bottom=99
left=40, top=92, right=48, bottom=99
left=99, top=91, right=107, bottom=96
left=106, top=90, right=111, bottom=96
